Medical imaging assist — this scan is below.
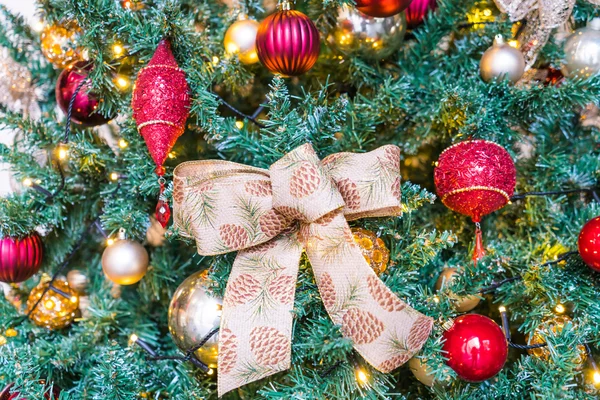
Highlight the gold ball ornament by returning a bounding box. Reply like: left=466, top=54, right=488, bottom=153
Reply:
left=224, top=18, right=260, bottom=65
left=409, top=357, right=435, bottom=386
left=101, top=229, right=149, bottom=285
left=40, top=22, right=82, bottom=69
left=146, top=215, right=166, bottom=247
left=67, top=269, right=89, bottom=294
left=328, top=5, right=407, bottom=60
left=168, top=270, right=222, bottom=368
left=563, top=18, right=600, bottom=78
left=26, top=278, right=79, bottom=330
left=527, top=315, right=587, bottom=366
left=435, top=268, right=480, bottom=312
left=479, top=34, right=525, bottom=83
left=351, top=228, right=390, bottom=275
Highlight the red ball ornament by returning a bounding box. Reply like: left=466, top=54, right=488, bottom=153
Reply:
left=442, top=314, right=508, bottom=382
left=0, top=233, right=43, bottom=283
left=55, top=61, right=110, bottom=126
left=434, top=140, right=516, bottom=262
left=355, top=0, right=414, bottom=18
left=578, top=216, right=600, bottom=271
left=0, top=384, right=59, bottom=400
left=256, top=2, right=320, bottom=76
left=132, top=39, right=191, bottom=227
left=405, top=0, right=436, bottom=28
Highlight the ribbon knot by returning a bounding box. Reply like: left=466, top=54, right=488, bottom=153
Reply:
left=173, top=144, right=433, bottom=396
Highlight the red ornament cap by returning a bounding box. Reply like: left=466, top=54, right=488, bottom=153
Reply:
left=442, top=314, right=508, bottom=382
left=434, top=140, right=516, bottom=222
left=132, top=39, right=191, bottom=171
left=578, top=216, right=600, bottom=271
left=355, top=0, right=414, bottom=18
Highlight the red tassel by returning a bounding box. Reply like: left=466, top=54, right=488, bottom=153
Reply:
left=472, top=223, right=485, bottom=264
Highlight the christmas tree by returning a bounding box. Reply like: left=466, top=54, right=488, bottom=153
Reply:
left=0, top=0, right=599, bottom=398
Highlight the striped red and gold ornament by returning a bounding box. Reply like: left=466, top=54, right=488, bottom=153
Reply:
left=132, top=39, right=191, bottom=227
left=0, top=233, right=43, bottom=283
left=256, top=1, right=320, bottom=76
left=434, top=140, right=516, bottom=262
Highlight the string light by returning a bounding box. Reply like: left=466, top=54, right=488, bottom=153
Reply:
left=32, top=20, right=45, bottom=32
left=106, top=238, right=115, bottom=246
left=207, top=368, right=214, bottom=375
left=57, top=144, right=69, bottom=160
left=115, top=75, right=130, bottom=90
left=355, top=367, right=369, bottom=385
left=129, top=333, right=139, bottom=345
left=498, top=305, right=507, bottom=313
left=23, top=178, right=33, bottom=187
left=235, top=120, right=244, bottom=129
left=212, top=56, right=220, bottom=65
left=593, top=371, right=600, bottom=385
left=109, top=172, right=119, bottom=181
left=118, top=139, right=128, bottom=149
left=555, top=303, right=566, bottom=314
left=112, top=43, right=125, bottom=57
left=508, top=40, right=519, bottom=48
left=168, top=152, right=176, bottom=159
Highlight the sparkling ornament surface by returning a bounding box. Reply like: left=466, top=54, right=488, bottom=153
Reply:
left=578, top=216, right=600, bottom=271
left=563, top=18, right=600, bottom=78
left=56, top=61, right=109, bottom=126
left=434, top=140, right=516, bottom=222
left=442, top=314, right=508, bottom=382
left=40, top=22, right=81, bottom=69
left=527, top=315, right=586, bottom=366
left=101, top=238, right=149, bottom=285
left=480, top=35, right=525, bottom=83
left=26, top=278, right=79, bottom=330
left=355, top=0, right=414, bottom=18
left=435, top=268, right=480, bottom=312
left=328, top=5, right=406, bottom=60
left=405, top=0, right=436, bottom=28
left=224, top=19, right=260, bottom=65
left=0, top=233, right=43, bottom=283
left=132, top=39, right=191, bottom=171
left=66, top=269, right=89, bottom=294
left=408, top=357, right=435, bottom=386
left=168, top=270, right=222, bottom=368
left=351, top=228, right=390, bottom=275
left=256, top=6, right=320, bottom=76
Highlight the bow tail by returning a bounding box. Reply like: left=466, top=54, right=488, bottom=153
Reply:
left=218, top=234, right=303, bottom=397
left=306, top=212, right=433, bottom=373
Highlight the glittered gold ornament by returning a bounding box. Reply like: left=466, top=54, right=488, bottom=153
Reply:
left=224, top=18, right=260, bottom=65
left=408, top=357, right=435, bottom=386
left=66, top=269, right=89, bottom=294
left=101, top=229, right=149, bottom=285
left=527, top=315, right=587, bottom=366
left=327, top=5, right=407, bottom=60
left=146, top=215, right=166, bottom=247
left=40, top=22, right=82, bottom=69
left=351, top=228, right=390, bottom=275
left=563, top=18, right=600, bottom=78
left=26, top=278, right=79, bottom=330
left=479, top=35, right=525, bottom=83
left=120, top=0, right=145, bottom=10
left=168, top=270, right=222, bottom=368
left=435, top=267, right=480, bottom=312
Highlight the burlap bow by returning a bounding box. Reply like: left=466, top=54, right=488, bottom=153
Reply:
left=493, top=0, right=600, bottom=66
left=173, top=144, right=433, bottom=396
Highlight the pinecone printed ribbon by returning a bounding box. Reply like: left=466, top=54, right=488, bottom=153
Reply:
left=172, top=144, right=434, bottom=396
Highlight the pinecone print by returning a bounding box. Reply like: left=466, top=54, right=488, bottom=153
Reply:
left=250, top=326, right=290, bottom=366
left=225, top=274, right=261, bottom=307
left=367, top=275, right=406, bottom=312
left=322, top=152, right=344, bottom=167
left=342, top=308, right=385, bottom=345
left=268, top=274, right=295, bottom=304
left=343, top=227, right=356, bottom=246
left=276, top=206, right=305, bottom=221
left=315, top=211, right=336, bottom=226
left=246, top=240, right=278, bottom=254
left=391, top=177, right=400, bottom=200
left=219, top=328, right=238, bottom=375
left=197, top=180, right=214, bottom=193
left=219, top=224, right=249, bottom=249
left=319, top=273, right=336, bottom=309
left=259, top=210, right=289, bottom=237
left=406, top=316, right=433, bottom=351
left=378, top=351, right=411, bottom=373
left=173, top=178, right=185, bottom=204
left=289, top=161, right=321, bottom=198
left=337, top=178, right=361, bottom=210
left=383, top=146, right=401, bottom=169
left=297, top=224, right=312, bottom=245
left=245, top=180, right=272, bottom=197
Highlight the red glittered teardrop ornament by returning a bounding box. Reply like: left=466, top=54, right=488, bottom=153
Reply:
left=132, top=39, right=190, bottom=174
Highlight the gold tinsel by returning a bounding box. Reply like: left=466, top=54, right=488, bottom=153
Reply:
left=351, top=228, right=390, bottom=275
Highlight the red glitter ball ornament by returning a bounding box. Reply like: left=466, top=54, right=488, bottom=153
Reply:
left=256, top=2, right=320, bottom=76
left=132, top=39, right=190, bottom=175
left=405, top=0, right=436, bottom=28
left=0, top=233, right=43, bottom=283
left=355, top=0, right=414, bottom=18
left=434, top=140, right=516, bottom=262
left=55, top=61, right=110, bottom=126
left=578, top=216, right=600, bottom=272
left=442, top=314, right=508, bottom=382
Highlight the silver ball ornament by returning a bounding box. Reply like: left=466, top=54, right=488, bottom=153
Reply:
left=563, top=18, right=600, bottom=78
left=168, top=270, right=222, bottom=368
left=67, top=269, right=89, bottom=294
left=480, top=35, right=525, bottom=83
left=224, top=18, right=260, bottom=65
left=102, top=230, right=149, bottom=285
left=327, top=5, right=406, bottom=60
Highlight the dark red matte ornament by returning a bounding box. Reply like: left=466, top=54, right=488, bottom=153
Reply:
left=355, top=0, right=414, bottom=18
left=578, top=216, right=600, bottom=272
left=442, top=314, right=508, bottom=382
left=0, top=233, right=43, bottom=283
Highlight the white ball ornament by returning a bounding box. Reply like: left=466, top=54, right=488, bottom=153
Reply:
left=563, top=18, right=600, bottom=78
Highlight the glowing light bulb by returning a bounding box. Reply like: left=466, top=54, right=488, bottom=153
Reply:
left=129, top=333, right=139, bottom=345
left=508, top=40, right=519, bottom=48
left=498, top=305, right=507, bottom=313
left=70, top=295, right=79, bottom=303
left=483, top=8, right=492, bottom=16
left=212, top=56, right=220, bottom=65
left=356, top=368, right=369, bottom=385
left=235, top=120, right=244, bottom=129
left=593, top=371, right=600, bottom=384
left=207, top=368, right=214, bottom=375
left=106, top=238, right=115, bottom=246
left=113, top=44, right=125, bottom=57
left=109, top=172, right=119, bottom=181
left=168, top=152, right=176, bottom=159
left=555, top=304, right=565, bottom=314
left=115, top=76, right=130, bottom=89
left=23, top=178, right=33, bottom=187
left=118, top=139, right=128, bottom=149
left=57, top=145, right=69, bottom=160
